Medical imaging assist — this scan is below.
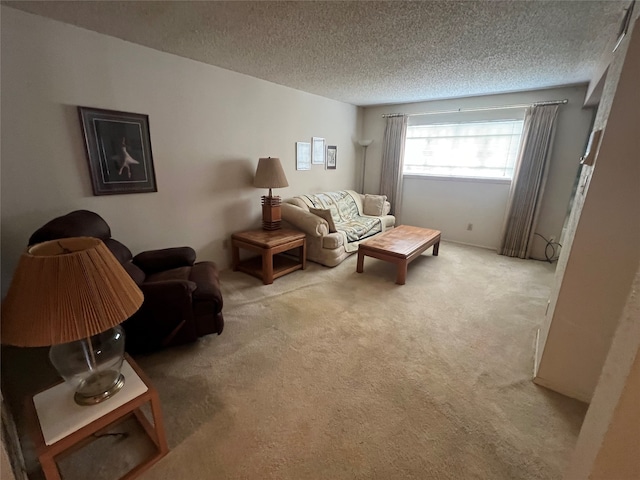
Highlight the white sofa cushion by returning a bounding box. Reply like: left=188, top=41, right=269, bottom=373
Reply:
left=363, top=194, right=388, bottom=216
left=309, top=207, right=337, bottom=232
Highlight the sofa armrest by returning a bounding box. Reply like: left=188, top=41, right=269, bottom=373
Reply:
left=380, top=214, right=396, bottom=229
left=383, top=201, right=391, bottom=216
left=281, top=203, right=329, bottom=237
left=133, top=246, right=196, bottom=274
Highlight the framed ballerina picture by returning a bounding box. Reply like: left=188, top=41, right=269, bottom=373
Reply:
left=78, top=107, right=157, bottom=195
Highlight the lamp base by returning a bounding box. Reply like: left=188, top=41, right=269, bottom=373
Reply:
left=74, top=372, right=125, bottom=406
left=261, top=195, right=282, bottom=231
left=49, top=326, right=127, bottom=407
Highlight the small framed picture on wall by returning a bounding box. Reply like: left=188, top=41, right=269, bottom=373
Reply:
left=326, top=145, right=337, bottom=170
left=312, top=137, right=326, bottom=165
left=296, top=141, right=311, bottom=170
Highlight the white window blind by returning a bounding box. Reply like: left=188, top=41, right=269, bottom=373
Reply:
left=404, top=119, right=525, bottom=179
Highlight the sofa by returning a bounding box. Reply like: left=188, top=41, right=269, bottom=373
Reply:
left=28, top=210, right=224, bottom=353
left=281, top=190, right=395, bottom=266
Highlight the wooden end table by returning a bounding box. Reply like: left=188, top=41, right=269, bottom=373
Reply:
left=357, top=225, right=441, bottom=285
left=231, top=228, right=306, bottom=284
left=27, top=354, right=168, bottom=480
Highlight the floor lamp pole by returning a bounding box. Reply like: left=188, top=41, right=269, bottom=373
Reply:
left=360, top=145, right=369, bottom=193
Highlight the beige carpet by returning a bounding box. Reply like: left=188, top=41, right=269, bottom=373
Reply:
left=35, top=242, right=589, bottom=479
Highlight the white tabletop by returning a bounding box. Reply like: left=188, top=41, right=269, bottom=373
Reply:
left=33, top=359, right=148, bottom=445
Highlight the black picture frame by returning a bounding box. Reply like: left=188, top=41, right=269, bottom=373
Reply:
left=78, top=107, right=157, bottom=195
left=326, top=145, right=337, bottom=170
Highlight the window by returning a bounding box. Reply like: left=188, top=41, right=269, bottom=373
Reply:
left=404, top=119, right=525, bottom=179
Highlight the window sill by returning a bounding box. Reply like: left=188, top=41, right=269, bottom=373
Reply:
left=403, top=174, right=512, bottom=185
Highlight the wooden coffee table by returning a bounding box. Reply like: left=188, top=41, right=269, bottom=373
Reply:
left=356, top=225, right=440, bottom=285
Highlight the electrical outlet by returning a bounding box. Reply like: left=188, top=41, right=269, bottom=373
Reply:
left=467, top=223, right=473, bottom=231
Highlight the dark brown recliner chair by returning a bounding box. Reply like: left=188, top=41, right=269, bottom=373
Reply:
left=28, top=210, right=224, bottom=353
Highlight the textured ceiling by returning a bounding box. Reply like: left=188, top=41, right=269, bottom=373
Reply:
left=4, top=1, right=629, bottom=106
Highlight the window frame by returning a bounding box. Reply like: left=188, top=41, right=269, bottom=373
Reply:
left=402, top=112, right=526, bottom=183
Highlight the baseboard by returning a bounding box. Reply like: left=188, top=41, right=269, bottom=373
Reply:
left=533, top=328, right=540, bottom=377
left=444, top=239, right=496, bottom=250
left=532, top=376, right=592, bottom=404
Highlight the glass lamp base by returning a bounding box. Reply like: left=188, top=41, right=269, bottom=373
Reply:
left=49, top=326, right=127, bottom=407
left=74, top=372, right=126, bottom=405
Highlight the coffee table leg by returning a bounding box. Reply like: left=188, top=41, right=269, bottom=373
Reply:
left=356, top=250, right=365, bottom=273
left=433, top=240, right=440, bottom=256
left=396, top=261, right=408, bottom=285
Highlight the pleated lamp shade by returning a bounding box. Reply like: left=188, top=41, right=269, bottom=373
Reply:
left=1, top=236, right=144, bottom=347
left=253, top=157, right=289, bottom=190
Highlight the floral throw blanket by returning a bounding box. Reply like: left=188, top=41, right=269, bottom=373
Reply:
left=301, top=191, right=383, bottom=252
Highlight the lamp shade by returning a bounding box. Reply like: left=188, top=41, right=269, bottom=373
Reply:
left=1, top=237, right=143, bottom=347
left=254, top=157, right=289, bottom=189
left=358, top=139, right=373, bottom=147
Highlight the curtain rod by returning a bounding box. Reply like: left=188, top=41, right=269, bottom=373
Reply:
left=382, top=99, right=568, bottom=118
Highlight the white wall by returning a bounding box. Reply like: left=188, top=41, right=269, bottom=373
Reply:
left=361, top=86, right=594, bottom=255
left=0, top=7, right=360, bottom=290
left=535, top=16, right=640, bottom=403
left=402, top=177, right=510, bottom=249
left=565, top=262, right=640, bottom=479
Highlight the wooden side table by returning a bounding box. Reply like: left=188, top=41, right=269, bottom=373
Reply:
left=27, top=354, right=168, bottom=480
left=232, top=228, right=306, bottom=284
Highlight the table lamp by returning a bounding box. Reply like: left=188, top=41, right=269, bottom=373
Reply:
left=1, top=237, right=143, bottom=406
left=254, top=157, right=289, bottom=230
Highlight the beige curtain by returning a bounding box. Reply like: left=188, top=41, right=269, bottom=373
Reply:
left=499, top=104, right=560, bottom=258
left=379, top=115, right=408, bottom=218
